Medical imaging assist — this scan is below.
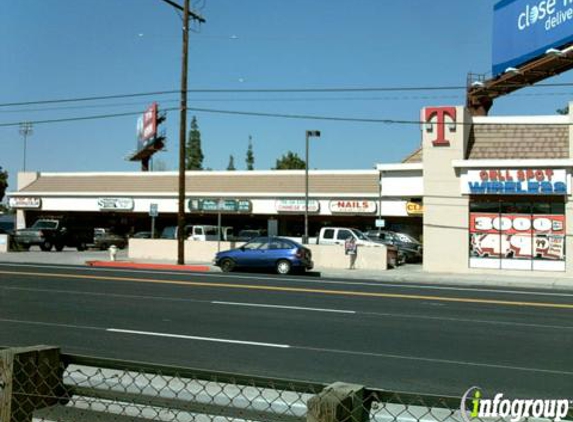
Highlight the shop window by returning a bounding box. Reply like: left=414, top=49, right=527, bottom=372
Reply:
left=469, top=199, right=565, bottom=272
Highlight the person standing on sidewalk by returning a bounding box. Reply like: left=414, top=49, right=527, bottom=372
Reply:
left=344, top=236, right=358, bottom=269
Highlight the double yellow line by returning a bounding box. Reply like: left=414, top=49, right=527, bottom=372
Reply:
left=2, top=269, right=573, bottom=310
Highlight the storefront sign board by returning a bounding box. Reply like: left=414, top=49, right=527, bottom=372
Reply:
left=461, top=169, right=568, bottom=195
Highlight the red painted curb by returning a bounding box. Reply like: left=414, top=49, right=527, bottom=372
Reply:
left=86, top=261, right=211, bottom=272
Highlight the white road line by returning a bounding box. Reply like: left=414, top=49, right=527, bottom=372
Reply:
left=3, top=262, right=573, bottom=298
left=361, top=311, right=573, bottom=330
left=297, top=346, right=573, bottom=376
left=0, top=318, right=104, bottom=331
left=212, top=301, right=356, bottom=314
left=106, top=328, right=291, bottom=349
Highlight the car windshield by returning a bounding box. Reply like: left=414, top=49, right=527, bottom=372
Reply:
left=242, top=238, right=268, bottom=250
left=31, top=220, right=58, bottom=229
left=351, top=229, right=369, bottom=241
left=394, top=233, right=418, bottom=244
left=204, top=227, right=218, bottom=235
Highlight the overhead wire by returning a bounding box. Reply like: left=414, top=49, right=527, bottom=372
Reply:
left=1, top=106, right=573, bottom=128
left=3, top=80, right=573, bottom=109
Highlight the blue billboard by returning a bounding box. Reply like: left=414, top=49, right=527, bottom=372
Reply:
left=493, top=0, right=573, bottom=76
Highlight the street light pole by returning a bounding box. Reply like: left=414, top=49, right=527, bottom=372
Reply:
left=19, top=122, right=33, bottom=172
left=304, top=130, right=320, bottom=244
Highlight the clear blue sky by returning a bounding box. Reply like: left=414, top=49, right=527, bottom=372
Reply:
left=2, top=0, right=573, bottom=192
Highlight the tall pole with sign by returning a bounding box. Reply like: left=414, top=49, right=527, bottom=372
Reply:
left=304, top=130, right=320, bottom=244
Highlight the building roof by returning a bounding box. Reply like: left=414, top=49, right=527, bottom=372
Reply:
left=402, top=147, right=422, bottom=163
left=466, top=123, right=569, bottom=160
left=17, top=170, right=380, bottom=197
left=401, top=121, right=570, bottom=162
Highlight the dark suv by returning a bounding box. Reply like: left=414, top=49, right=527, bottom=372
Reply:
left=14, top=218, right=93, bottom=251
left=366, top=230, right=423, bottom=263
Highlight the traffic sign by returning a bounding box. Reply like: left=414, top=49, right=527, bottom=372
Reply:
left=149, top=203, right=158, bottom=217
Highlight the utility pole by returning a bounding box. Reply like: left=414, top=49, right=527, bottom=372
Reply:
left=159, top=0, right=205, bottom=265
left=19, top=122, right=33, bottom=172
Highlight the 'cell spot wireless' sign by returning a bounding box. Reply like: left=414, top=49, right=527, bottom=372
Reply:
left=461, top=169, right=569, bottom=195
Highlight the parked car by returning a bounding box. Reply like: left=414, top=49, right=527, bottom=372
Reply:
left=214, top=236, right=313, bottom=275
left=235, top=229, right=264, bottom=242
left=131, top=231, right=152, bottom=239
left=366, top=230, right=423, bottom=263
left=316, top=227, right=399, bottom=268
left=0, top=227, right=12, bottom=235
left=93, top=229, right=127, bottom=250
left=160, top=225, right=230, bottom=241
left=13, top=218, right=93, bottom=251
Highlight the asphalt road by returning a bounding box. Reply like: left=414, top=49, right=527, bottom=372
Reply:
left=0, top=262, right=572, bottom=398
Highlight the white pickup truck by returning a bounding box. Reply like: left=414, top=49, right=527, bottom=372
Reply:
left=316, top=227, right=380, bottom=246
left=315, top=227, right=399, bottom=267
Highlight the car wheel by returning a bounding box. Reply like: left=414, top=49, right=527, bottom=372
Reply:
left=276, top=259, right=291, bottom=275
left=55, top=243, right=64, bottom=252
left=77, top=242, right=87, bottom=252
left=220, top=258, right=235, bottom=273
left=40, top=241, right=53, bottom=252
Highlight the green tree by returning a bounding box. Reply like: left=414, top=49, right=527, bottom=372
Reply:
left=245, top=135, right=255, bottom=170
left=186, top=116, right=204, bottom=170
left=274, top=151, right=306, bottom=170
left=0, top=168, right=8, bottom=203
left=227, top=155, right=236, bottom=171
left=557, top=105, right=569, bottom=115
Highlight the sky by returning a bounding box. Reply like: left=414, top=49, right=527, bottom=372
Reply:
left=2, top=0, right=573, bottom=193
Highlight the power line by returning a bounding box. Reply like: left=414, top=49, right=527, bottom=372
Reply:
left=3, top=81, right=573, bottom=109
left=4, top=90, right=573, bottom=115
left=2, top=106, right=573, bottom=128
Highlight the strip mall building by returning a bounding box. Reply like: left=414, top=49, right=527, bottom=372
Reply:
left=9, top=104, right=573, bottom=275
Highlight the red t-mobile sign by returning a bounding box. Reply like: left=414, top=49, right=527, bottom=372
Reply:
left=424, top=107, right=456, bottom=147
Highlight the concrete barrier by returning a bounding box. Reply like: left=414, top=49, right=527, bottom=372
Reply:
left=0, top=234, right=8, bottom=253
left=128, top=239, right=388, bottom=270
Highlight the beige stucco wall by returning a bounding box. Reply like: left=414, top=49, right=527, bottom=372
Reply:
left=128, top=239, right=388, bottom=270
left=423, top=106, right=471, bottom=272
left=0, top=234, right=8, bottom=253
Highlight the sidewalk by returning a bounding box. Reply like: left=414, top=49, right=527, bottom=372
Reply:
left=1, top=249, right=572, bottom=291
left=318, top=265, right=573, bottom=291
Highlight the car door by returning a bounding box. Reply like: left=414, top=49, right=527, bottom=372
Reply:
left=265, top=239, right=290, bottom=266
left=237, top=237, right=268, bottom=267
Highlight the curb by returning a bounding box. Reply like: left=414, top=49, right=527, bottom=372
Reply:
left=85, top=261, right=212, bottom=272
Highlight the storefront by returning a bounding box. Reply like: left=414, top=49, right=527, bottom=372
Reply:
left=8, top=170, right=423, bottom=240
left=421, top=106, right=573, bottom=275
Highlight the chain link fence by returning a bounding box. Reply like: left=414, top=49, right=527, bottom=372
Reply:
left=1, top=346, right=572, bottom=422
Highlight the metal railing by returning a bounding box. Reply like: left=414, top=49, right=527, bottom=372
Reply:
left=1, top=346, right=571, bottom=422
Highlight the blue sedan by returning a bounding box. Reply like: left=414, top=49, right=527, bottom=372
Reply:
left=214, top=236, right=313, bottom=275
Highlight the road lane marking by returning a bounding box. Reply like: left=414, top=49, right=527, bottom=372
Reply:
left=5, top=285, right=573, bottom=330
left=0, top=318, right=104, bottom=331
left=3, top=262, right=573, bottom=298
left=0, top=318, right=570, bottom=376
left=361, top=311, right=573, bottom=330
left=106, top=328, right=291, bottom=348
left=295, top=346, right=573, bottom=376
left=1, top=269, right=573, bottom=310
left=211, top=301, right=356, bottom=314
